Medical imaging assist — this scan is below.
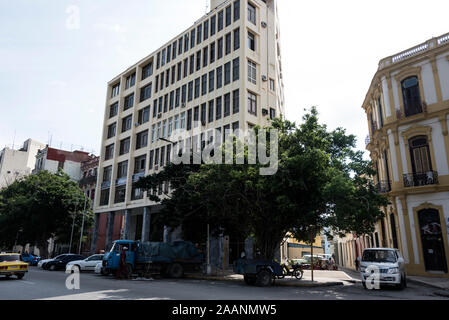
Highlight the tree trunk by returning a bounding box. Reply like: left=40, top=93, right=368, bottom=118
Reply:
left=37, top=239, right=49, bottom=259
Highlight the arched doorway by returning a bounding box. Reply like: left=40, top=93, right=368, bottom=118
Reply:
left=417, top=208, right=448, bottom=273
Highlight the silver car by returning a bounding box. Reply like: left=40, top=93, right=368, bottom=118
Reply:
left=360, top=248, right=407, bottom=289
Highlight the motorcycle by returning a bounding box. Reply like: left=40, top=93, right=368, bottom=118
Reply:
left=277, top=263, right=304, bottom=280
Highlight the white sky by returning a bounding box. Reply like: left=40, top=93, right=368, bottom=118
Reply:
left=1, top=0, right=448, bottom=156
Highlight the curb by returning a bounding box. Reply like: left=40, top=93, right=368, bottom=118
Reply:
left=184, top=274, right=344, bottom=288
left=407, top=277, right=449, bottom=291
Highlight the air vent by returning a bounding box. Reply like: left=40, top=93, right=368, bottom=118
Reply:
left=261, top=21, right=267, bottom=28
left=262, top=108, right=269, bottom=116
left=262, top=75, right=268, bottom=82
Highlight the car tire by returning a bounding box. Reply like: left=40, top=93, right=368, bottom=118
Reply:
left=167, top=263, right=184, bottom=279
left=17, top=273, right=25, bottom=280
left=244, top=275, right=256, bottom=285
left=49, top=264, right=56, bottom=271
left=256, top=270, right=273, bottom=287
left=362, top=280, right=367, bottom=289
left=398, top=274, right=407, bottom=290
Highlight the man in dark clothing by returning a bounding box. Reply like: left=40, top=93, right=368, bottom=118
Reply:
left=116, top=247, right=129, bottom=280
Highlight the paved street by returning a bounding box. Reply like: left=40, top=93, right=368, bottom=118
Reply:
left=0, top=267, right=447, bottom=300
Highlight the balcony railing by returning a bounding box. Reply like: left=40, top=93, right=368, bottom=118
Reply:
left=101, top=181, right=111, bottom=189
left=115, top=177, right=127, bottom=186
left=375, top=181, right=391, bottom=193
left=403, top=171, right=438, bottom=188
left=79, top=175, right=97, bottom=186
left=132, top=171, right=145, bottom=182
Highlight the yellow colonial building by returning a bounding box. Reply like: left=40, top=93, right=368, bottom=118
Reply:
left=363, top=32, right=449, bottom=277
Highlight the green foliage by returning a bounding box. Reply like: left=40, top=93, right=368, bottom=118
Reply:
left=0, top=170, right=93, bottom=255
left=136, top=107, right=388, bottom=260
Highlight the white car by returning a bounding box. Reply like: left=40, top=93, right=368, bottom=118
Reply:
left=94, top=262, right=103, bottom=274
left=360, top=248, right=406, bottom=289
left=38, top=258, right=55, bottom=269
left=66, top=254, right=104, bottom=272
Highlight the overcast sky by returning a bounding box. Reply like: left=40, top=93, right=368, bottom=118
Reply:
left=1, top=0, right=448, bottom=156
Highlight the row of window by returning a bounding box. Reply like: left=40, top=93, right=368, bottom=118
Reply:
left=109, top=0, right=260, bottom=99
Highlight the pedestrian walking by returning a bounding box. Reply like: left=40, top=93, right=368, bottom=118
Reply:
left=355, top=256, right=361, bottom=271
left=116, top=246, right=129, bottom=280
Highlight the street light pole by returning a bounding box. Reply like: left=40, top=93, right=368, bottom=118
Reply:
left=78, top=193, right=88, bottom=255
left=69, top=204, right=77, bottom=254
left=310, top=226, right=314, bottom=282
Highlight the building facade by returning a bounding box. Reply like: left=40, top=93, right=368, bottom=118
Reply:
left=0, top=139, right=46, bottom=189
left=363, top=32, right=449, bottom=277
left=93, top=0, right=284, bottom=253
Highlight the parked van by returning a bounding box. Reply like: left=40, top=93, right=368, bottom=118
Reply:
left=360, top=248, right=407, bottom=289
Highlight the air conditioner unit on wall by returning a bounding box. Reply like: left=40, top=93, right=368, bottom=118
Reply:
left=262, top=75, right=268, bottom=82
left=261, top=21, right=267, bottom=28
left=262, top=108, right=268, bottom=116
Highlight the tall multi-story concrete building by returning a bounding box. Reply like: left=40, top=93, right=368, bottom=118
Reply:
left=362, top=32, right=449, bottom=278
left=0, top=139, right=46, bottom=188
left=93, top=0, right=284, bottom=253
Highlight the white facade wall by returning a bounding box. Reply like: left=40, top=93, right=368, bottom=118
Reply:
left=436, top=54, right=449, bottom=101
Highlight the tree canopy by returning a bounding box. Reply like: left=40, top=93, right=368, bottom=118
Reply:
left=0, top=169, right=92, bottom=257
left=136, top=108, right=388, bottom=260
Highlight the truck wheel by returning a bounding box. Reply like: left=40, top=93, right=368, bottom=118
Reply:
left=256, top=270, right=273, bottom=287
left=244, top=275, right=256, bottom=285
left=168, top=263, right=184, bottom=279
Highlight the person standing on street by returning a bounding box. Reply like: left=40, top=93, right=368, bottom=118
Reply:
left=116, top=246, right=129, bottom=280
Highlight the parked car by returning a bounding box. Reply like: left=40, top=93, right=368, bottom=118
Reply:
left=21, top=253, right=40, bottom=266
left=66, top=254, right=104, bottom=273
left=360, top=248, right=406, bottom=290
left=38, top=258, right=55, bottom=269
left=42, top=254, right=85, bottom=271
left=94, top=262, right=102, bottom=274
left=0, top=252, right=28, bottom=279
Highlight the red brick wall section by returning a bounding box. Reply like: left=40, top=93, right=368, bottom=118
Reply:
left=47, top=148, right=91, bottom=163
left=112, top=213, right=124, bottom=241
left=96, top=213, right=108, bottom=253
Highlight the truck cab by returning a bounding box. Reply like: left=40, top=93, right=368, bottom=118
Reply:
left=102, top=240, right=138, bottom=274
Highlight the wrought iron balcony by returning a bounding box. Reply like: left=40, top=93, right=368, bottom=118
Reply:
left=403, top=171, right=438, bottom=188
left=375, top=181, right=391, bottom=193
left=79, top=175, right=97, bottom=186
left=132, top=171, right=145, bottom=182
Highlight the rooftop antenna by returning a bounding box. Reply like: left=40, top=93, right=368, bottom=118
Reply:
left=12, top=130, right=16, bottom=150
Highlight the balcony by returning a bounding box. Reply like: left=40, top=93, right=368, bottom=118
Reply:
left=375, top=181, right=391, bottom=193
left=403, top=171, right=438, bottom=188
left=132, top=171, right=145, bottom=182
left=115, top=177, right=127, bottom=186
left=79, top=175, right=97, bottom=186
left=101, top=181, right=111, bottom=189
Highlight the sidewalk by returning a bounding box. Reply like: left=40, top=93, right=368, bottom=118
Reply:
left=185, top=269, right=350, bottom=287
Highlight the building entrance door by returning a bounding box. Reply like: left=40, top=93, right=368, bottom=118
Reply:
left=418, top=208, right=448, bottom=273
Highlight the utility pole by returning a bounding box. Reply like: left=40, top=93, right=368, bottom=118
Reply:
left=69, top=204, right=77, bottom=253
left=78, top=193, right=88, bottom=255
left=310, top=226, right=314, bottom=282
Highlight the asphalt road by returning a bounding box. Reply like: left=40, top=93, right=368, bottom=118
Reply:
left=0, top=267, right=446, bottom=300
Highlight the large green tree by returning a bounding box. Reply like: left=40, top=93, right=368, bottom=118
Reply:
left=0, top=170, right=93, bottom=257
left=136, top=108, right=388, bottom=259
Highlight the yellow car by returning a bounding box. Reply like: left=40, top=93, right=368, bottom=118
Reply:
left=0, top=253, right=28, bottom=279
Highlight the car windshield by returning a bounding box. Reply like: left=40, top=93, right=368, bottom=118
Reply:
left=54, top=255, right=65, bottom=260
left=0, top=255, right=21, bottom=262
left=362, top=250, right=397, bottom=263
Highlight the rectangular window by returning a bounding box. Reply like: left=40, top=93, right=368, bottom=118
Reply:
left=232, top=121, right=239, bottom=136
left=209, top=70, right=215, bottom=92
left=189, top=55, right=195, bottom=74
left=225, top=5, right=232, bottom=27
left=216, top=97, right=222, bottom=120
left=156, top=52, right=161, bottom=69
left=234, top=0, right=240, bottom=21
left=160, top=72, right=164, bottom=90
left=119, top=137, right=130, bottom=155
left=151, top=124, right=156, bottom=143
left=174, top=115, right=179, bottom=130
left=171, top=66, right=176, bottom=85
left=117, top=161, right=128, bottom=179
left=208, top=100, right=214, bottom=123
left=100, top=189, right=109, bottom=206
left=248, top=60, right=257, bottom=84
left=105, top=144, right=114, bottom=160
left=168, top=117, right=173, bottom=137
left=248, top=32, right=255, bottom=51
left=181, top=112, right=186, bottom=129
left=172, top=41, right=177, bottom=60
left=142, top=63, right=153, bottom=80
left=211, top=15, right=216, bottom=36
left=149, top=150, right=154, bottom=170
left=224, top=93, right=231, bottom=117
left=224, top=62, right=231, bottom=85
left=164, top=94, right=168, bottom=113
left=169, top=91, right=174, bottom=110
left=165, top=69, right=170, bottom=87
left=178, top=37, right=183, bottom=55
left=140, top=84, right=152, bottom=102
left=177, top=62, right=182, bottom=81
left=136, top=130, right=148, bottom=150
left=158, top=97, right=163, bottom=113
left=184, top=33, right=189, bottom=52
left=194, top=106, right=199, bottom=128
left=210, top=42, right=216, bottom=63
left=194, top=77, right=200, bottom=99
left=270, top=108, right=276, bottom=120
left=160, top=146, right=165, bottom=167
left=202, top=74, right=207, bottom=96
left=155, top=75, right=159, bottom=93
left=233, top=57, right=240, bottom=81
left=122, top=115, right=132, bottom=132
left=270, top=79, right=275, bottom=91
left=175, top=88, right=180, bottom=107
left=126, top=73, right=136, bottom=89
left=157, top=122, right=161, bottom=140
left=218, top=10, right=224, bottom=31
left=191, top=29, right=196, bottom=49
left=248, top=91, right=257, bottom=115
left=103, top=166, right=112, bottom=182
left=167, top=45, right=171, bottom=63
left=188, top=81, right=193, bottom=101
left=203, top=47, right=208, bottom=68
left=187, top=109, right=192, bottom=130
left=225, top=33, right=231, bottom=55
left=234, top=28, right=240, bottom=50
left=109, top=102, right=118, bottom=118
left=233, top=89, right=239, bottom=114
left=107, top=123, right=116, bottom=139
left=197, top=25, right=202, bottom=45
left=182, top=84, right=187, bottom=104
left=248, top=2, right=256, bottom=25
left=162, top=48, right=166, bottom=66
left=218, top=38, right=223, bottom=59
left=111, top=83, right=120, bottom=98
left=114, top=185, right=126, bottom=203
left=162, top=120, right=167, bottom=138
left=154, top=148, right=160, bottom=166
left=138, top=107, right=150, bottom=124
left=201, top=103, right=206, bottom=125
left=183, top=58, right=188, bottom=78
left=196, top=51, right=201, bottom=71
left=153, top=100, right=158, bottom=118
left=217, top=66, right=223, bottom=89
left=204, top=20, right=209, bottom=40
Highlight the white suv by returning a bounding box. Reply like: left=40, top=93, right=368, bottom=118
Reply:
left=360, top=248, right=407, bottom=290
